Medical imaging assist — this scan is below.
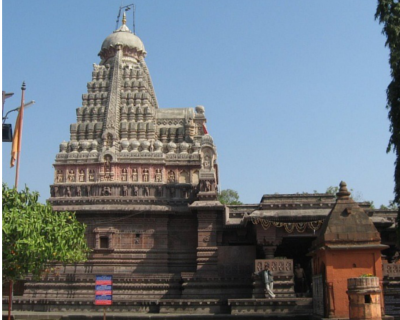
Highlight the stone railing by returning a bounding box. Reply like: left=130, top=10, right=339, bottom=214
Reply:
left=383, top=263, right=400, bottom=278
left=254, top=259, right=293, bottom=275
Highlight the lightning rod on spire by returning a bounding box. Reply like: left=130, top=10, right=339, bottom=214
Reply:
left=116, top=4, right=136, bottom=34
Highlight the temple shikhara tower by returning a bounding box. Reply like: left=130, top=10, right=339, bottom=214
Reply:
left=8, top=13, right=399, bottom=319
left=46, top=13, right=225, bottom=297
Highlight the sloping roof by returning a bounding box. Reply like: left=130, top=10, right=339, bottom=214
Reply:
left=313, top=181, right=381, bottom=249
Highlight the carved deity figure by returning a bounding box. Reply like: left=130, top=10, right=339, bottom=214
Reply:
left=105, top=133, right=113, bottom=147
left=102, top=186, right=111, bottom=196
left=76, top=186, right=82, bottom=197
left=86, top=185, right=91, bottom=196
left=68, top=170, right=75, bottom=182
left=187, top=119, right=195, bottom=137
left=89, top=170, right=95, bottom=182
left=79, top=169, right=85, bottom=182
left=142, top=169, right=149, bottom=182
left=65, top=187, right=71, bottom=197
left=168, top=170, right=175, bottom=183
left=203, top=155, right=211, bottom=169
left=121, top=168, right=128, bottom=181
left=122, top=186, right=128, bottom=196
left=56, top=170, right=63, bottom=183
left=155, top=169, right=162, bottom=182
left=104, top=155, right=112, bottom=181
left=133, top=186, right=139, bottom=196
left=170, top=187, right=175, bottom=197
left=156, top=186, right=163, bottom=197
left=143, top=186, right=149, bottom=197
left=132, top=168, right=138, bottom=182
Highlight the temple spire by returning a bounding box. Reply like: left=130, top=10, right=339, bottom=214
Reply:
left=122, top=12, right=127, bottom=26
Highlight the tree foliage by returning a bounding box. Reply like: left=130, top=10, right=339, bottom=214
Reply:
left=375, top=0, right=400, bottom=245
left=218, top=189, right=242, bottom=205
left=2, top=184, right=89, bottom=281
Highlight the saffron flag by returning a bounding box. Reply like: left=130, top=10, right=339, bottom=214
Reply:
left=202, top=122, right=208, bottom=135
left=10, top=108, right=22, bottom=168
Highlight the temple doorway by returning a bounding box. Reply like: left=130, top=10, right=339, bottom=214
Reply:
left=274, top=236, right=315, bottom=296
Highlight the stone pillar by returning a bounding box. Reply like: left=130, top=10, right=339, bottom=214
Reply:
left=262, top=244, right=277, bottom=259
left=196, top=211, right=218, bottom=275
left=347, top=277, right=382, bottom=320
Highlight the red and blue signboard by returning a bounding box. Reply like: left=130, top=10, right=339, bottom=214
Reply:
left=95, top=275, right=112, bottom=305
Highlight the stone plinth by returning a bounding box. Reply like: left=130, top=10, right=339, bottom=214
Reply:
left=348, top=277, right=382, bottom=320
left=252, top=259, right=295, bottom=299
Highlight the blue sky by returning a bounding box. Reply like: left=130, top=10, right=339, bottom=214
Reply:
left=2, top=1, right=395, bottom=207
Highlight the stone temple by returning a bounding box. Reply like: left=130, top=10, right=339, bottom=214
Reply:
left=5, top=14, right=400, bottom=319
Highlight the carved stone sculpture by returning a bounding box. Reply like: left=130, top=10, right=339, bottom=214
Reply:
left=122, top=185, right=128, bottom=196
left=155, top=169, right=162, bottom=182
left=168, top=170, right=175, bottom=183
left=132, top=168, right=138, bottom=182
left=79, top=169, right=85, bottom=182
left=68, top=170, right=75, bottom=182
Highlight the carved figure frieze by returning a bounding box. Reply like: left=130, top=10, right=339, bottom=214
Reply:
left=68, top=170, right=75, bottom=182
left=168, top=170, right=175, bottom=183
left=79, top=169, right=85, bottom=182
left=56, top=170, right=64, bottom=183
left=102, top=186, right=112, bottom=196
left=203, top=155, right=211, bottom=169
left=121, top=168, right=128, bottom=181
left=200, top=179, right=215, bottom=192
left=156, top=186, right=163, bottom=197
left=142, top=168, right=149, bottom=182
left=89, top=170, right=95, bottom=182
left=132, top=168, right=138, bottom=181
left=104, top=155, right=112, bottom=181
left=155, top=169, right=162, bottom=182
left=179, top=170, right=189, bottom=183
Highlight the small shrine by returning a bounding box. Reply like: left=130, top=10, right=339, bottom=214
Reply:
left=310, top=181, right=388, bottom=318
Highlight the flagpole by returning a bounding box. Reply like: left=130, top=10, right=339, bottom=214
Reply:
left=14, top=82, right=26, bottom=190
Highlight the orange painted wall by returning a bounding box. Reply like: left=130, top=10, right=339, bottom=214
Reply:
left=314, top=248, right=383, bottom=318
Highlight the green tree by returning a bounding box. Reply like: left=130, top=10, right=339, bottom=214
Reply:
left=218, top=189, right=243, bottom=205
left=325, top=186, right=339, bottom=195
left=2, top=183, right=89, bottom=281
left=376, top=0, right=400, bottom=246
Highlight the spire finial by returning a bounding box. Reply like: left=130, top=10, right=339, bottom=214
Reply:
left=122, top=12, right=127, bottom=25
left=336, top=181, right=351, bottom=199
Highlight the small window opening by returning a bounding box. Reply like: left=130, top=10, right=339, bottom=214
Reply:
left=135, top=233, right=141, bottom=238
left=364, top=295, right=372, bottom=304
left=100, top=236, right=109, bottom=249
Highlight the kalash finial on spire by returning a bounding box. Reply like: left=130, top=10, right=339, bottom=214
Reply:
left=122, top=11, right=127, bottom=25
